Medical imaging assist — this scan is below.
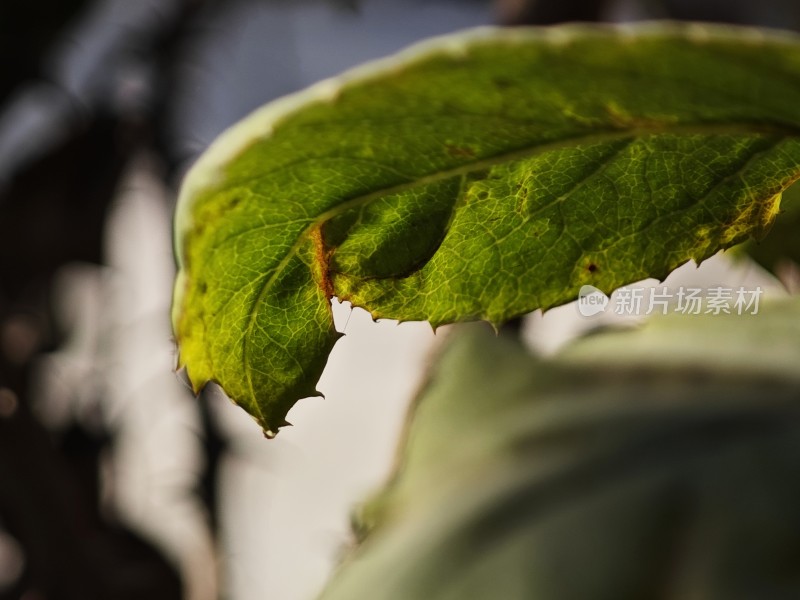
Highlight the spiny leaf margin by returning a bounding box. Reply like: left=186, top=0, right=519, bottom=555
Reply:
left=173, top=22, right=800, bottom=436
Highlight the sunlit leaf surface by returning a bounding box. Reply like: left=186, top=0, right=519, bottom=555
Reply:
left=173, top=23, right=800, bottom=434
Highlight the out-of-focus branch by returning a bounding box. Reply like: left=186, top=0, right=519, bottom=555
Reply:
left=495, top=0, right=612, bottom=25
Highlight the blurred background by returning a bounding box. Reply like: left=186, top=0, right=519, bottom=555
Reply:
left=1, top=1, right=799, bottom=599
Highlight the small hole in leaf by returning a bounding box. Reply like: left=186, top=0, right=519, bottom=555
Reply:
left=587, top=263, right=598, bottom=273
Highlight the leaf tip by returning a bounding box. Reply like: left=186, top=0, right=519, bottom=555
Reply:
left=176, top=364, right=209, bottom=396
left=261, top=418, right=293, bottom=440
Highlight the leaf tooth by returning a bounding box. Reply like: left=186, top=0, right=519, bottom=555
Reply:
left=485, top=319, right=501, bottom=335
left=260, top=416, right=294, bottom=439
left=180, top=365, right=208, bottom=395
left=427, top=319, right=445, bottom=333
left=174, top=367, right=197, bottom=395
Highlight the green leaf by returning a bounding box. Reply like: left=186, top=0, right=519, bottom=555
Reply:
left=173, top=22, right=800, bottom=435
left=322, top=300, right=800, bottom=599
left=744, top=179, right=800, bottom=278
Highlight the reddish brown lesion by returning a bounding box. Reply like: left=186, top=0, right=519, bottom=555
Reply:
left=445, top=144, right=476, bottom=159
left=309, top=224, right=334, bottom=298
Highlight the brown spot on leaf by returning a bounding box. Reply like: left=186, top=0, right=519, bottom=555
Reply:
left=445, top=144, right=476, bottom=159
left=310, top=225, right=334, bottom=298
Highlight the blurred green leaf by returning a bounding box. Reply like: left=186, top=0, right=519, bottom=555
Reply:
left=324, top=300, right=800, bottom=599
left=173, top=23, right=800, bottom=435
